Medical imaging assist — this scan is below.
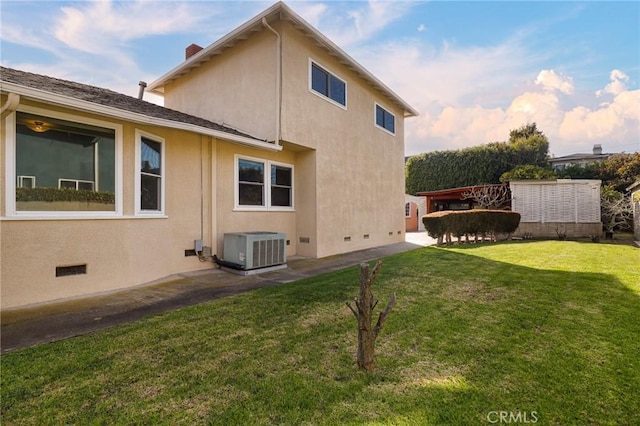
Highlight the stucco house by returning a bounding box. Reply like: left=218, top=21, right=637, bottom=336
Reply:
left=0, top=2, right=417, bottom=309
left=404, top=194, right=426, bottom=232
left=549, top=144, right=611, bottom=170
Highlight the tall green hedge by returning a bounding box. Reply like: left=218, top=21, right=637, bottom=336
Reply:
left=406, top=124, right=549, bottom=194
left=422, top=210, right=521, bottom=244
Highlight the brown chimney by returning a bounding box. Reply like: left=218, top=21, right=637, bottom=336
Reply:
left=593, top=144, right=603, bottom=155
left=185, top=43, right=203, bottom=60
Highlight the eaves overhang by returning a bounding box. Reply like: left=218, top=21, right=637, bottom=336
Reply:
left=1, top=81, right=282, bottom=152
left=147, top=1, right=418, bottom=118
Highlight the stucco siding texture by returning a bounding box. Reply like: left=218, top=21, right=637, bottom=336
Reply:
left=1, top=114, right=213, bottom=309
left=280, top=23, right=406, bottom=257
left=160, top=21, right=407, bottom=258
left=212, top=142, right=298, bottom=258
left=163, top=30, right=278, bottom=142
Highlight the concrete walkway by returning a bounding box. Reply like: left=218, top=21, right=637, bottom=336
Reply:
left=1, top=232, right=435, bottom=354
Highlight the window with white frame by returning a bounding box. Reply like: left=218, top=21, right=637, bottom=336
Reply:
left=375, top=103, right=395, bottom=135
left=17, top=175, right=36, bottom=188
left=12, top=111, right=118, bottom=213
left=310, top=60, right=346, bottom=107
left=135, top=131, right=164, bottom=214
left=405, top=202, right=411, bottom=218
left=236, top=156, right=293, bottom=210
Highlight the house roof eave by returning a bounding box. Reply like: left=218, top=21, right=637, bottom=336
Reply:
left=147, top=2, right=419, bottom=118
left=1, top=81, right=282, bottom=152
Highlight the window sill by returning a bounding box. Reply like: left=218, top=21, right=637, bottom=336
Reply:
left=309, top=89, right=347, bottom=110
left=233, top=207, right=295, bottom=212
left=1, top=214, right=168, bottom=221
left=375, top=124, right=396, bottom=136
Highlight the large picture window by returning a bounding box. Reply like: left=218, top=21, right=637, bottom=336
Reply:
left=235, top=156, right=293, bottom=210
left=13, top=111, right=117, bottom=212
left=135, top=131, right=165, bottom=214
left=310, top=61, right=346, bottom=107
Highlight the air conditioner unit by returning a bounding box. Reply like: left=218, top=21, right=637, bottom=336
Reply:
left=223, top=232, right=286, bottom=270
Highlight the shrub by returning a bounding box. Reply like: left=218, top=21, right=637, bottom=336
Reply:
left=423, top=210, right=521, bottom=244
left=16, top=187, right=115, bottom=204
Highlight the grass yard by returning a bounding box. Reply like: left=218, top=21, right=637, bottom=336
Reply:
left=2, top=241, right=639, bottom=425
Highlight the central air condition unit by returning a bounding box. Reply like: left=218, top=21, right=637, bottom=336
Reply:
left=223, top=232, right=286, bottom=270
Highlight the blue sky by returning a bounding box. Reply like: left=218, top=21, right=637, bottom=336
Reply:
left=1, top=1, right=639, bottom=156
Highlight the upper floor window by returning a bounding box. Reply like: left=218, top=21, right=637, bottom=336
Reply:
left=310, top=60, right=346, bottom=108
left=10, top=110, right=119, bottom=215
left=375, top=103, right=395, bottom=135
left=235, top=155, right=294, bottom=211
left=135, top=130, right=165, bottom=214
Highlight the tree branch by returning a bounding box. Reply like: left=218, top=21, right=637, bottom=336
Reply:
left=346, top=302, right=358, bottom=319
left=373, top=292, right=396, bottom=339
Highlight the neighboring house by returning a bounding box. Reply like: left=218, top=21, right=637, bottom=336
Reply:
left=510, top=180, right=602, bottom=238
left=405, top=194, right=426, bottom=232
left=549, top=144, right=611, bottom=170
left=0, top=2, right=417, bottom=309
left=627, top=180, right=640, bottom=240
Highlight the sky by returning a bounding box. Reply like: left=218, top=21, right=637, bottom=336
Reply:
left=1, top=0, right=639, bottom=157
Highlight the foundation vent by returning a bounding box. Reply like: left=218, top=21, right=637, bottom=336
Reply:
left=56, top=264, right=87, bottom=277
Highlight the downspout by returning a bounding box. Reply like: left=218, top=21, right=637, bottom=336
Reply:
left=0, top=93, right=20, bottom=117
left=262, top=17, right=281, bottom=146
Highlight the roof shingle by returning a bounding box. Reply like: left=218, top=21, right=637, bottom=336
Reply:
left=0, top=66, right=266, bottom=142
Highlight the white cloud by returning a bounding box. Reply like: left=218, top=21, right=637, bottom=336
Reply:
left=403, top=70, right=639, bottom=156
left=560, top=90, right=640, bottom=140
left=535, top=69, right=574, bottom=94
left=417, top=24, right=426, bottom=32
left=54, top=1, right=216, bottom=54
left=596, top=69, right=629, bottom=97
left=294, top=2, right=329, bottom=28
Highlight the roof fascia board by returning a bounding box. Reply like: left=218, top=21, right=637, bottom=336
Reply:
left=147, top=2, right=418, bottom=117
left=278, top=3, right=419, bottom=117
left=1, top=81, right=281, bottom=152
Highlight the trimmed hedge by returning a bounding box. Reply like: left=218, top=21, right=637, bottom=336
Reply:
left=422, top=210, right=521, bottom=244
left=16, top=187, right=115, bottom=204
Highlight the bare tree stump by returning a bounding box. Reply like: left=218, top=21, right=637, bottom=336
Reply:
left=346, top=261, right=396, bottom=371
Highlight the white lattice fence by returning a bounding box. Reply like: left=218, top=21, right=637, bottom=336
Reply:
left=510, top=180, right=601, bottom=224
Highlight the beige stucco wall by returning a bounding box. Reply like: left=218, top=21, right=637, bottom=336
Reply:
left=2, top=16, right=412, bottom=308
left=163, top=30, right=278, bottom=142
left=279, top=23, right=406, bottom=257
left=212, top=141, right=298, bottom=258
left=161, top=21, right=407, bottom=259
left=1, top=102, right=218, bottom=309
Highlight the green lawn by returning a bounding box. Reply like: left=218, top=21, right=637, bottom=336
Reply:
left=2, top=241, right=639, bottom=425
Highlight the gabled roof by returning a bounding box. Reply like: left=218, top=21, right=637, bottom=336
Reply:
left=0, top=66, right=280, bottom=151
left=147, top=1, right=418, bottom=118
left=549, top=153, right=610, bottom=163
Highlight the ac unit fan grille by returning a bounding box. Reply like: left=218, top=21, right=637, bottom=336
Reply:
left=252, top=238, right=285, bottom=269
